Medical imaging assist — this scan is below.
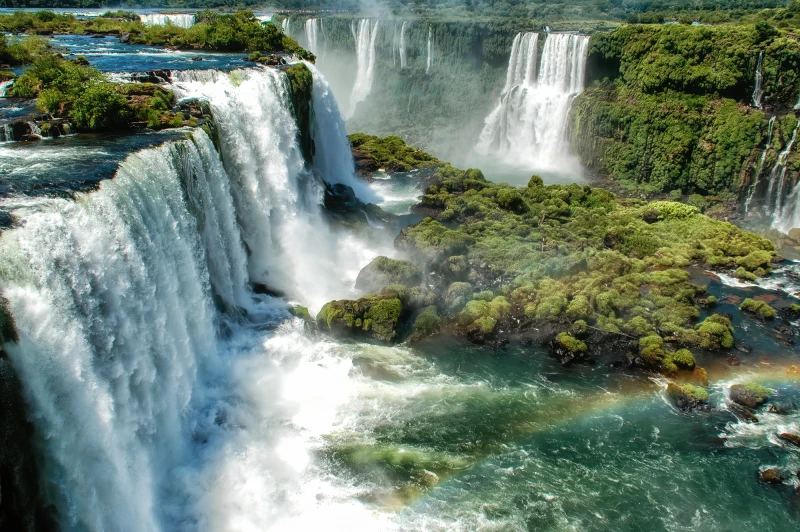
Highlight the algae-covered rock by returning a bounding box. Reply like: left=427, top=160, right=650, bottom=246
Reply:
left=445, top=282, right=473, bottom=314
left=408, top=306, right=441, bottom=342
left=739, top=298, right=777, bottom=320
left=355, top=256, right=422, bottom=293
left=317, top=293, right=405, bottom=343
left=551, top=332, right=588, bottom=365
left=694, top=314, right=734, bottom=350
left=395, top=217, right=474, bottom=265
left=729, top=383, right=771, bottom=408
left=666, top=382, right=709, bottom=411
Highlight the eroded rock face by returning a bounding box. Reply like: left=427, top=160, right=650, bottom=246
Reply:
left=355, top=256, right=421, bottom=293
left=778, top=433, right=800, bottom=448
left=759, top=468, right=783, bottom=484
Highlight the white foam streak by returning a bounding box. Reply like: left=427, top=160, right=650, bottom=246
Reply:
left=399, top=21, right=408, bottom=68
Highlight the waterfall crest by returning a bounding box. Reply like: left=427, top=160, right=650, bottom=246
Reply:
left=0, top=79, right=12, bottom=97
left=281, top=16, right=290, bottom=34
left=348, top=19, right=380, bottom=118
left=140, top=13, right=195, bottom=28
left=475, top=32, right=590, bottom=172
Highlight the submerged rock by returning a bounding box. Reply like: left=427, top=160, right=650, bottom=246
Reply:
left=355, top=256, right=421, bottom=293
left=729, top=383, right=771, bottom=408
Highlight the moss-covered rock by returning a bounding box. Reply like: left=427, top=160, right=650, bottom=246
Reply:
left=284, top=63, right=313, bottom=161
left=444, top=282, right=473, bottom=314
left=355, top=256, right=422, bottom=293
left=348, top=133, right=443, bottom=175
left=729, top=383, right=772, bottom=408
left=552, top=332, right=588, bottom=365
left=694, top=314, right=734, bottom=350
left=408, top=305, right=441, bottom=342
left=316, top=293, right=405, bottom=343
left=395, top=217, right=474, bottom=265
left=740, top=298, right=777, bottom=320
left=667, top=382, right=710, bottom=411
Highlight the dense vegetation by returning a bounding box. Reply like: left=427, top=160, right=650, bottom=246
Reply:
left=571, top=21, right=800, bottom=195
left=318, top=139, right=782, bottom=385
left=0, top=10, right=312, bottom=58
left=349, top=133, right=443, bottom=174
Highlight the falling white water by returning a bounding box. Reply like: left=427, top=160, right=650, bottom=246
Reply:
left=745, top=115, right=776, bottom=213
left=769, top=123, right=800, bottom=234
left=172, top=67, right=385, bottom=310
left=426, top=27, right=433, bottom=74
left=140, top=13, right=195, bottom=29
left=0, top=79, right=12, bottom=97
left=348, top=19, right=380, bottom=119
left=281, top=16, right=291, bottom=35
left=752, top=52, right=764, bottom=110
left=476, top=32, right=590, bottom=172
left=399, top=21, right=408, bottom=69
left=306, top=62, right=378, bottom=203
left=795, top=90, right=800, bottom=110
left=0, top=132, right=225, bottom=530
left=304, top=18, right=322, bottom=55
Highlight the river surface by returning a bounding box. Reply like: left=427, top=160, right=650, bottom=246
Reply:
left=1, top=27, right=800, bottom=532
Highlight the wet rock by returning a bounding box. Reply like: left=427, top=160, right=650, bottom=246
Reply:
left=355, top=256, right=422, bottom=293
left=726, top=354, right=740, bottom=366
left=130, top=69, right=172, bottom=84
left=120, top=33, right=130, bottom=43
left=666, top=382, right=709, bottom=411
left=316, top=287, right=407, bottom=343
left=759, top=468, right=783, bottom=484
left=734, top=341, right=751, bottom=353
left=778, top=433, right=800, bottom=448
left=191, top=56, right=203, bottom=61
left=729, top=402, right=759, bottom=423
left=729, top=383, right=771, bottom=408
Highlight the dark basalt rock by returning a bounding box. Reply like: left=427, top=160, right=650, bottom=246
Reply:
left=728, top=402, right=759, bottom=423
left=759, top=468, right=783, bottom=484
left=129, top=69, right=172, bottom=84
left=778, top=433, right=800, bottom=448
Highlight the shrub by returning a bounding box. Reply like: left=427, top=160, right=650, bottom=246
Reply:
left=71, top=83, right=132, bottom=130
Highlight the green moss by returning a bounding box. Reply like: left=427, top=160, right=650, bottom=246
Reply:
left=706, top=295, right=717, bottom=306
left=409, top=306, right=441, bottom=342
left=348, top=133, right=442, bottom=173
left=284, top=63, right=313, bottom=161
left=667, top=349, right=696, bottom=370
left=556, top=332, right=587, bottom=353
left=445, top=282, right=473, bottom=314
left=740, top=298, right=777, bottom=320
left=396, top=218, right=474, bottom=264
left=735, top=267, right=758, bottom=281
left=743, top=383, right=771, bottom=402
left=694, top=314, right=734, bottom=350
left=736, top=250, right=773, bottom=272
left=356, top=256, right=422, bottom=293
left=316, top=294, right=405, bottom=343
left=681, top=383, right=710, bottom=402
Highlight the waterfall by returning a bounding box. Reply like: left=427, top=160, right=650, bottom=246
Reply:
left=306, top=63, right=377, bottom=202
left=281, top=16, right=291, bottom=34
left=476, top=32, right=590, bottom=171
left=752, top=51, right=764, bottom=110
left=0, top=79, right=12, bottom=97
left=0, top=64, right=387, bottom=529
left=348, top=19, right=380, bottom=119
left=304, top=18, right=322, bottom=55
left=399, top=21, right=408, bottom=69
left=795, top=91, right=800, bottom=110
left=744, top=115, right=776, bottom=213
left=426, top=27, right=433, bottom=74
left=172, top=67, right=377, bottom=308
left=0, top=130, right=229, bottom=530
left=768, top=123, right=800, bottom=234
left=140, top=13, right=195, bottom=29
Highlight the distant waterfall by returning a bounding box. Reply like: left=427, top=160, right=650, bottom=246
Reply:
left=0, top=130, right=231, bottom=530
left=744, top=115, right=776, bottom=213
left=348, top=19, right=380, bottom=119
left=399, top=21, right=408, bottom=69
left=140, top=13, right=195, bottom=28
left=752, top=51, right=764, bottom=110
left=281, top=16, right=290, bottom=34
left=476, top=32, right=590, bottom=171
left=304, top=18, right=323, bottom=55
left=426, top=27, right=433, bottom=74
left=767, top=123, right=800, bottom=234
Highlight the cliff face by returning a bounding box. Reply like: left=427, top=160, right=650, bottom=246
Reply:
left=569, top=23, right=800, bottom=196
left=0, top=298, right=54, bottom=531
